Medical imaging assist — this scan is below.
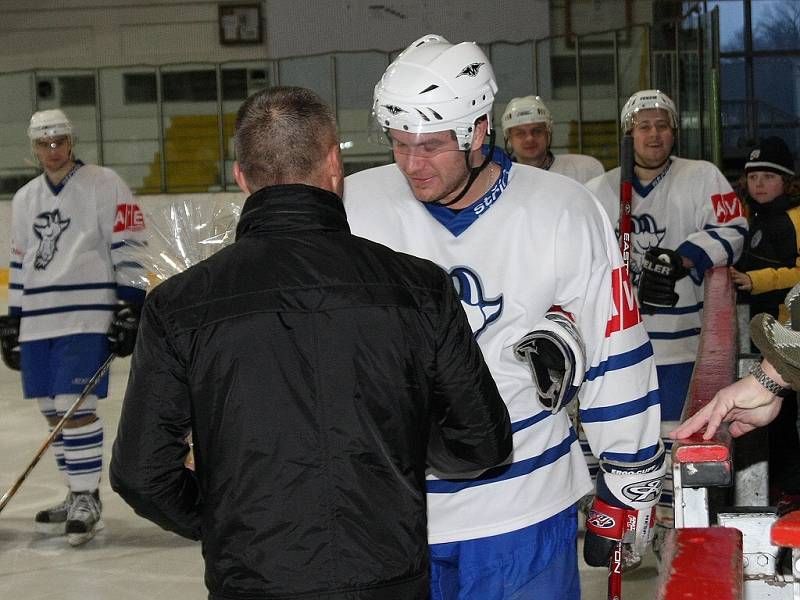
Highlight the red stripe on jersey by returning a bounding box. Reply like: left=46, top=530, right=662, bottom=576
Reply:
left=605, top=266, right=641, bottom=337
left=711, top=191, right=743, bottom=223
left=114, top=203, right=145, bottom=232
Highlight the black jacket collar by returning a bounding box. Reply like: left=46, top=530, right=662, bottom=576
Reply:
left=236, top=184, right=350, bottom=240
left=747, top=193, right=800, bottom=217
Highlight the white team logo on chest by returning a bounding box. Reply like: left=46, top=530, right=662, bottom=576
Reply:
left=33, top=209, right=71, bottom=270
left=450, top=267, right=503, bottom=337
left=626, top=213, right=666, bottom=285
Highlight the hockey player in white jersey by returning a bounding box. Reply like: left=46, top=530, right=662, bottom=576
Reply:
left=344, top=35, right=663, bottom=599
left=501, top=95, right=605, bottom=184
left=585, top=90, right=748, bottom=524
left=0, top=109, right=147, bottom=545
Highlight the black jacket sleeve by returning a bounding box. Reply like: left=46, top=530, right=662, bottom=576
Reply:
left=426, top=270, right=512, bottom=474
left=110, top=295, right=202, bottom=540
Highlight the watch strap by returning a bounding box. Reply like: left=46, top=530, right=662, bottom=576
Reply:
left=749, top=363, right=793, bottom=398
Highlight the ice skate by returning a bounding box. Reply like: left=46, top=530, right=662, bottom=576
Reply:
left=34, top=491, right=73, bottom=535
left=65, top=490, right=103, bottom=546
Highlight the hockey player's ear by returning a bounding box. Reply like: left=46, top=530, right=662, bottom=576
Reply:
left=232, top=161, right=251, bottom=195
left=323, top=141, right=344, bottom=198
left=471, top=117, right=489, bottom=151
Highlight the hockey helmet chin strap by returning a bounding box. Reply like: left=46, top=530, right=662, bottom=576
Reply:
left=438, top=128, right=497, bottom=208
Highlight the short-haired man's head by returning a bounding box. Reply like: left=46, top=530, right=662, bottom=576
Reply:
left=234, top=86, right=338, bottom=190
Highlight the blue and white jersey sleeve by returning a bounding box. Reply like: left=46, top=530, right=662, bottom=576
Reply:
left=675, top=160, right=747, bottom=282
left=8, top=185, right=30, bottom=318
left=102, top=170, right=148, bottom=304
left=562, top=197, right=662, bottom=463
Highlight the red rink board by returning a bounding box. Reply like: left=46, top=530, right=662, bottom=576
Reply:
left=772, top=509, right=800, bottom=548
left=673, top=267, right=736, bottom=467
left=656, top=527, right=743, bottom=600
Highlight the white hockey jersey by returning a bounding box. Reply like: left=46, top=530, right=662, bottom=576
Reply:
left=344, top=151, right=661, bottom=544
left=586, top=157, right=747, bottom=366
left=549, top=153, right=605, bottom=184
left=9, top=163, right=148, bottom=342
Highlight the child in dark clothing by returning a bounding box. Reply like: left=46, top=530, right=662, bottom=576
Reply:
left=732, top=136, right=800, bottom=505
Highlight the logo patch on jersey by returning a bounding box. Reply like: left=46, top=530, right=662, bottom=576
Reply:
left=114, top=203, right=145, bottom=232
left=711, top=192, right=743, bottom=223
left=605, top=266, right=642, bottom=336
left=450, top=266, right=503, bottom=338
left=32, top=209, right=71, bottom=270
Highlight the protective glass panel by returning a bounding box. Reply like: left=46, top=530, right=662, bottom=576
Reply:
left=160, top=64, right=221, bottom=193
left=752, top=1, right=800, bottom=52
left=99, top=67, right=159, bottom=194
left=491, top=41, right=536, bottom=122
left=706, top=0, right=744, bottom=52
left=220, top=61, right=273, bottom=191
left=277, top=55, right=333, bottom=107
left=334, top=51, right=390, bottom=167
left=753, top=56, right=800, bottom=161
left=0, top=72, right=37, bottom=196
left=719, top=57, right=747, bottom=157
left=576, top=31, right=616, bottom=164
left=34, top=69, right=98, bottom=166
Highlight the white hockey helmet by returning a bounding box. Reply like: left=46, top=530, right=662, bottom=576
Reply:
left=501, top=95, right=552, bottom=137
left=27, top=109, right=73, bottom=141
left=620, top=89, right=678, bottom=133
left=372, top=34, right=497, bottom=150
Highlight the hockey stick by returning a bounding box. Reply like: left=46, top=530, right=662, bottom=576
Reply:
left=619, top=134, right=634, bottom=269
left=607, top=134, right=634, bottom=600
left=0, top=353, right=116, bottom=514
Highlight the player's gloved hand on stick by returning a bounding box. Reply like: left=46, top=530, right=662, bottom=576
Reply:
left=584, top=440, right=665, bottom=568
left=0, top=315, right=21, bottom=371
left=637, top=247, right=688, bottom=312
left=107, top=303, right=142, bottom=357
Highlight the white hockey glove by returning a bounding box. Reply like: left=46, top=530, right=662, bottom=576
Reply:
left=513, top=310, right=586, bottom=413
left=584, top=440, right=666, bottom=567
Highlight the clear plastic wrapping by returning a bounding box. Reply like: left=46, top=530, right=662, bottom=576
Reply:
left=120, top=196, right=242, bottom=290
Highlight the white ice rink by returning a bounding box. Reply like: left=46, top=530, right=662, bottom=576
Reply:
left=0, top=357, right=662, bottom=600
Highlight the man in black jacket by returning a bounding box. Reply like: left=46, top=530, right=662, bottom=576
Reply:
left=110, top=86, right=512, bottom=600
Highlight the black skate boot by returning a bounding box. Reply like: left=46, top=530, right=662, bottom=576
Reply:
left=34, top=491, right=74, bottom=535
left=65, top=490, right=103, bottom=546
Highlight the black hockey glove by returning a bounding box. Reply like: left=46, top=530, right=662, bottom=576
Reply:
left=637, top=247, right=688, bottom=313
left=107, top=303, right=142, bottom=357
left=0, top=316, right=21, bottom=371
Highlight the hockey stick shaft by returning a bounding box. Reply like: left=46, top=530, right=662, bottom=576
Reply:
left=619, top=134, right=634, bottom=270
left=607, top=134, right=634, bottom=600
left=0, top=353, right=116, bottom=514
left=608, top=540, right=623, bottom=600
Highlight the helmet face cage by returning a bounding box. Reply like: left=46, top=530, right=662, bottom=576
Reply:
left=501, top=96, right=553, bottom=137
left=620, top=90, right=678, bottom=133
left=371, top=34, right=497, bottom=151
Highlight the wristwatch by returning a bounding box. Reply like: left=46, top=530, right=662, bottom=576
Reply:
left=749, top=363, right=794, bottom=398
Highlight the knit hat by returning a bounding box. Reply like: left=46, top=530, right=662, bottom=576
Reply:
left=745, top=136, right=795, bottom=176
